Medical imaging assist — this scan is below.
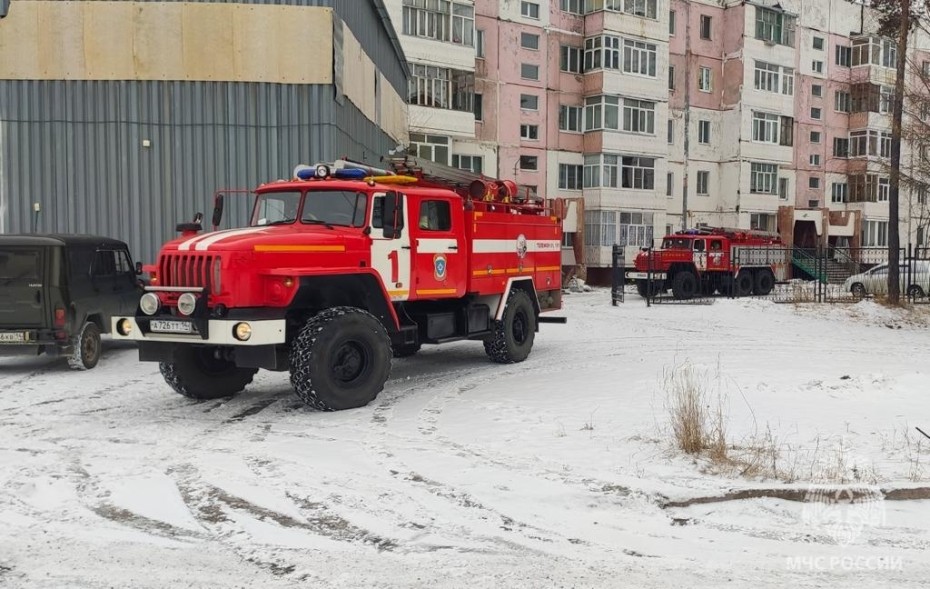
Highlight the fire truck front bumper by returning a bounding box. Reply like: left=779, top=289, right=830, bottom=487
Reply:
left=111, top=316, right=286, bottom=346
left=627, top=271, right=667, bottom=280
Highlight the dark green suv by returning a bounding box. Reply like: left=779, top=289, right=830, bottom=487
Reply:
left=0, top=234, right=142, bottom=369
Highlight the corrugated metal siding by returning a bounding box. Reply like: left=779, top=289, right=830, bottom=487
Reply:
left=0, top=80, right=397, bottom=264
left=14, top=0, right=409, bottom=95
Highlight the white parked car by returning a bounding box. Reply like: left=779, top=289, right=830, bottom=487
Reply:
left=843, top=260, right=930, bottom=297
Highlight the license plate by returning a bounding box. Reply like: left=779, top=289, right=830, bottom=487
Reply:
left=150, top=319, right=194, bottom=334
left=0, top=332, right=27, bottom=343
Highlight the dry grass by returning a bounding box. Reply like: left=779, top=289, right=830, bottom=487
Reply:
left=664, top=362, right=728, bottom=459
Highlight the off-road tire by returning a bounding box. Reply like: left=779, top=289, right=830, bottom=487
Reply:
left=68, top=321, right=102, bottom=370
left=752, top=269, right=775, bottom=296
left=392, top=343, right=421, bottom=358
left=907, top=284, right=925, bottom=298
left=850, top=283, right=866, bottom=298
left=289, top=307, right=392, bottom=411
left=159, top=346, right=256, bottom=400
left=671, top=271, right=698, bottom=300
left=636, top=280, right=661, bottom=298
left=734, top=271, right=754, bottom=297
left=484, top=290, right=536, bottom=364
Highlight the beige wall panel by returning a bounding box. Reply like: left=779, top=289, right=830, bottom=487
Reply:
left=342, top=26, right=375, bottom=120
left=181, top=4, right=235, bottom=81
left=0, top=2, right=41, bottom=78
left=382, top=86, right=409, bottom=144
left=37, top=1, right=85, bottom=79
left=133, top=3, right=184, bottom=80
left=83, top=2, right=134, bottom=79
left=0, top=2, right=334, bottom=84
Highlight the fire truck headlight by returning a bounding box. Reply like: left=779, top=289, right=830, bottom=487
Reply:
left=177, top=293, right=198, bottom=316
left=117, top=319, right=133, bottom=336
left=233, top=322, right=252, bottom=341
left=140, top=293, right=160, bottom=316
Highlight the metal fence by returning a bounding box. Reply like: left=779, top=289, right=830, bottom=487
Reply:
left=612, top=244, right=930, bottom=305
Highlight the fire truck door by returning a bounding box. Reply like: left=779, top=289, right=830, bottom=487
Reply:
left=370, top=192, right=411, bottom=301
left=706, top=238, right=728, bottom=271
left=692, top=238, right=707, bottom=271
left=409, top=196, right=465, bottom=299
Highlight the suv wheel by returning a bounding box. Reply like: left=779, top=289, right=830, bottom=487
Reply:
left=68, top=322, right=102, bottom=370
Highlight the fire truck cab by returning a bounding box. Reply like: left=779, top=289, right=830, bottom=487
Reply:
left=112, top=157, right=564, bottom=411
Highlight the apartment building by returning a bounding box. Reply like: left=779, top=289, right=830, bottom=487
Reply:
left=389, top=0, right=930, bottom=283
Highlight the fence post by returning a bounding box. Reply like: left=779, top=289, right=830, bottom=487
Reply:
left=611, top=244, right=624, bottom=306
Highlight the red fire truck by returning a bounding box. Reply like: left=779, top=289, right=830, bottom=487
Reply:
left=112, top=156, right=564, bottom=411
left=627, top=226, right=788, bottom=300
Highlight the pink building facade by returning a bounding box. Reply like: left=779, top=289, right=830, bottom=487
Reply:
left=388, top=0, right=930, bottom=280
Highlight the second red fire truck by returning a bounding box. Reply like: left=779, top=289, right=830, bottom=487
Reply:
left=112, top=156, right=565, bottom=411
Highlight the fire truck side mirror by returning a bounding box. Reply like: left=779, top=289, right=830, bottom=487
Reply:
left=211, top=194, right=225, bottom=229
left=382, top=191, right=404, bottom=239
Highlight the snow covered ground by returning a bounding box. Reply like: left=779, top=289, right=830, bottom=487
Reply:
left=1, top=291, right=929, bottom=588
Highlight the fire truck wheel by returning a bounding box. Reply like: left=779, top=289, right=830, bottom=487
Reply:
left=159, top=347, right=257, bottom=400
left=636, top=280, right=659, bottom=298
left=484, top=290, right=536, bottom=364
left=68, top=321, right=102, bottom=370
left=734, top=271, right=754, bottom=297
left=289, top=307, right=392, bottom=411
left=392, top=343, right=421, bottom=358
left=753, top=270, right=775, bottom=296
left=671, top=272, right=698, bottom=300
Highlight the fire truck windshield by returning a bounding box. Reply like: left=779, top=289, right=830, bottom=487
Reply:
left=662, top=238, right=692, bottom=250
left=251, top=190, right=368, bottom=228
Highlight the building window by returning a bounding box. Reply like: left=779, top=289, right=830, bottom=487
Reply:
left=402, top=1, right=474, bottom=46
left=408, top=64, right=474, bottom=111
left=809, top=177, right=821, bottom=189
left=836, top=45, right=851, bottom=67
left=813, top=36, right=824, bottom=50
left=782, top=67, right=794, bottom=95
left=811, top=107, right=822, bottom=120
left=779, top=178, right=789, bottom=200
left=700, top=15, right=712, bottom=40
left=621, top=156, right=655, bottom=190
left=698, top=67, right=712, bottom=92
left=583, top=210, right=616, bottom=247
left=668, top=65, right=675, bottom=91
left=833, top=137, right=849, bottom=157
left=559, top=164, right=583, bottom=190
left=409, top=133, right=450, bottom=164
left=879, top=85, right=893, bottom=113
left=834, top=90, right=851, bottom=113
left=520, top=94, right=539, bottom=110
left=697, top=170, right=710, bottom=195
left=810, top=154, right=821, bottom=166
left=589, top=0, right=658, bottom=19
left=811, top=84, right=823, bottom=98
left=750, top=163, right=778, bottom=194
left=521, top=32, right=540, bottom=50
left=519, top=155, right=538, bottom=170
left=698, top=119, right=711, bottom=144
left=852, top=36, right=896, bottom=69
left=583, top=154, right=618, bottom=188
left=878, top=177, right=890, bottom=201
left=849, top=130, right=891, bottom=158
left=849, top=174, right=891, bottom=203
left=667, top=119, right=673, bottom=143
left=561, top=0, right=583, bottom=15
left=623, top=39, right=658, bottom=77
left=622, top=98, right=656, bottom=134
left=666, top=172, right=673, bottom=196
left=861, top=219, right=888, bottom=246
left=560, top=45, right=582, bottom=73
left=669, top=10, right=676, bottom=35
left=559, top=105, right=583, bottom=132
left=452, top=154, right=483, bottom=174
left=752, top=111, right=780, bottom=144
left=520, top=124, right=539, bottom=140
left=474, top=93, right=483, bottom=121
left=476, top=29, right=485, bottom=58
left=751, top=213, right=777, bottom=232
left=584, top=95, right=619, bottom=130
left=754, top=61, right=793, bottom=94
left=812, top=60, right=824, bottom=74
left=618, top=211, right=655, bottom=248
left=521, top=63, right=539, bottom=80
left=583, top=35, right=621, bottom=71
left=810, top=131, right=821, bottom=143
left=831, top=182, right=848, bottom=203
left=755, top=6, right=795, bottom=46
left=521, top=1, right=540, bottom=19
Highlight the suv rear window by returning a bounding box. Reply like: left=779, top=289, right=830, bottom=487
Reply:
left=0, top=249, right=41, bottom=286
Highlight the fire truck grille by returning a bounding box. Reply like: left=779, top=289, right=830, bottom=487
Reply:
left=160, top=254, right=216, bottom=291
